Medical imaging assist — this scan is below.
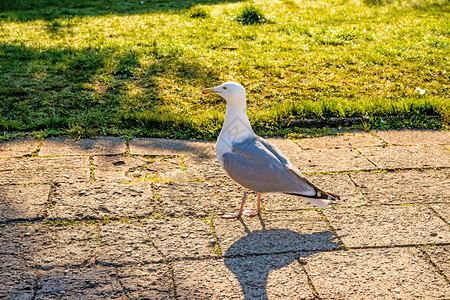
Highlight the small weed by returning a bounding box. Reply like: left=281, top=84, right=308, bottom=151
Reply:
left=187, top=177, right=206, bottom=182
left=152, top=212, right=165, bottom=220
left=179, top=155, right=188, bottom=171
left=101, top=216, right=110, bottom=224
left=189, top=6, right=209, bottom=19
left=235, top=5, right=268, bottom=25
left=43, top=219, right=79, bottom=227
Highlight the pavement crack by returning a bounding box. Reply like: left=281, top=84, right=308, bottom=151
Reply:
left=298, top=259, right=322, bottom=300
left=88, top=155, right=95, bottom=182
left=417, top=246, right=450, bottom=284
left=42, top=183, right=58, bottom=219
left=355, top=147, right=379, bottom=169
left=204, top=215, right=223, bottom=257
left=31, top=139, right=44, bottom=157
left=317, top=210, right=348, bottom=251
left=147, top=238, right=177, bottom=298
left=113, top=268, right=131, bottom=300
left=425, top=204, right=450, bottom=228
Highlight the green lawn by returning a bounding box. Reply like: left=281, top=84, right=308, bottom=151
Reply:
left=0, top=0, right=448, bottom=140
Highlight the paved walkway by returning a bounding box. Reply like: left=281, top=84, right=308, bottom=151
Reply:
left=0, top=130, right=449, bottom=299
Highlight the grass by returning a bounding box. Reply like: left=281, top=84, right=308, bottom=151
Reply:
left=0, top=0, right=448, bottom=140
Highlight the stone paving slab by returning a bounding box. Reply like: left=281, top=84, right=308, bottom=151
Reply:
left=0, top=224, right=29, bottom=254
left=35, top=267, right=124, bottom=299
left=47, top=182, right=154, bottom=219
left=143, top=218, right=217, bottom=261
left=174, top=254, right=313, bottom=300
left=431, top=203, right=450, bottom=223
left=20, top=224, right=99, bottom=270
left=214, top=211, right=339, bottom=257
left=0, top=168, right=90, bottom=185
left=40, top=137, right=126, bottom=156
left=93, top=155, right=148, bottom=172
left=293, top=148, right=376, bottom=173
left=421, top=245, right=450, bottom=279
left=0, top=156, right=88, bottom=171
left=0, top=254, right=36, bottom=300
left=152, top=181, right=239, bottom=218
left=350, top=169, right=450, bottom=204
left=0, top=184, right=50, bottom=222
left=94, top=155, right=186, bottom=183
left=295, top=132, right=384, bottom=149
left=324, top=205, right=450, bottom=248
left=0, top=137, right=38, bottom=158
left=129, top=138, right=215, bottom=156
left=303, top=247, right=450, bottom=299
left=96, top=221, right=164, bottom=266
left=358, top=145, right=450, bottom=169
left=372, top=129, right=450, bottom=145
left=117, top=265, right=173, bottom=299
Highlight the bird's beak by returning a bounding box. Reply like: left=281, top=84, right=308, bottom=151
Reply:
left=202, top=87, right=221, bottom=95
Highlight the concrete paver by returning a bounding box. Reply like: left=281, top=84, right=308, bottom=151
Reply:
left=152, top=181, right=239, bottom=218
left=129, top=138, right=215, bottom=156
left=293, top=148, right=376, bottom=173
left=214, top=211, right=339, bottom=256
left=0, top=137, right=38, bottom=158
left=0, top=168, right=90, bottom=185
left=0, top=254, right=36, bottom=300
left=47, top=182, right=154, bottom=219
left=93, top=155, right=148, bottom=172
left=20, top=224, right=99, bottom=270
left=350, top=169, right=450, bottom=204
left=295, top=131, right=384, bottom=149
left=421, top=245, right=450, bottom=279
left=1, top=130, right=449, bottom=299
left=431, top=203, right=450, bottom=223
left=35, top=267, right=124, bottom=299
left=372, top=129, right=450, bottom=145
left=324, top=205, right=450, bottom=247
left=40, top=137, right=126, bottom=156
left=143, top=218, right=217, bottom=260
left=174, top=254, right=313, bottom=300
left=0, top=156, right=89, bottom=171
left=358, top=145, right=450, bottom=169
left=0, top=184, right=50, bottom=222
left=303, top=247, right=450, bottom=299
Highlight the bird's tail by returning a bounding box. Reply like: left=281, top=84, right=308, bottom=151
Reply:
left=287, top=188, right=340, bottom=208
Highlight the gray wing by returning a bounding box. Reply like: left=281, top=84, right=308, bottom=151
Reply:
left=221, top=137, right=317, bottom=196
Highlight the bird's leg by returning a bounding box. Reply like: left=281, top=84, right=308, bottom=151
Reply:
left=221, top=188, right=248, bottom=219
left=242, top=192, right=262, bottom=217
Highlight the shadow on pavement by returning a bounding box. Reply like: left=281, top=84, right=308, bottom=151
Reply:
left=224, top=217, right=338, bottom=299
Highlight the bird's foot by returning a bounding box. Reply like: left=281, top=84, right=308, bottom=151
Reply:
left=221, top=213, right=242, bottom=219
left=242, top=210, right=260, bottom=217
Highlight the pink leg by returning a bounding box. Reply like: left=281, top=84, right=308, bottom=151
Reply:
left=242, top=192, right=262, bottom=217
left=221, top=188, right=247, bottom=219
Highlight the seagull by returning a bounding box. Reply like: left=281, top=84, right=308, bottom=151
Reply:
left=202, top=82, right=340, bottom=219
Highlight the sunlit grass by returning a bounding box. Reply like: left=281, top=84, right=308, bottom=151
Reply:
left=0, top=0, right=448, bottom=140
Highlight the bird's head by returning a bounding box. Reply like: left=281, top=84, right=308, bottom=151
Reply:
left=202, top=82, right=246, bottom=105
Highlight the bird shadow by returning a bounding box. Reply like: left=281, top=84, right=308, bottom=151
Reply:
left=224, top=216, right=338, bottom=299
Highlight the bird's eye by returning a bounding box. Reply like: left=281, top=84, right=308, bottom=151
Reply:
left=222, top=86, right=228, bottom=90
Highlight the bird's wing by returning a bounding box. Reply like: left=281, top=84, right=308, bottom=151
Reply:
left=221, top=137, right=316, bottom=196
left=255, top=136, right=340, bottom=200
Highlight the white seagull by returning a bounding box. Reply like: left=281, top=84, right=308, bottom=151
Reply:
left=203, top=82, right=340, bottom=219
